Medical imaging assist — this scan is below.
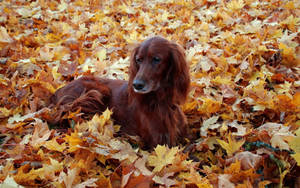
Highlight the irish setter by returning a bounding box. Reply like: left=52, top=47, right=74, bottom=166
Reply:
left=49, top=36, right=190, bottom=148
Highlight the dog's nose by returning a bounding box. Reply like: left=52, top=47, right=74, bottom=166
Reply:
left=133, top=79, right=146, bottom=91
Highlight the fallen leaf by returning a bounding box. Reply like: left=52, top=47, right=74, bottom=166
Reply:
left=148, top=145, right=179, bottom=173
left=217, top=133, right=245, bottom=157
left=30, top=120, right=52, bottom=149
left=0, top=176, right=24, bottom=188
left=201, top=116, right=220, bottom=137
left=258, top=123, right=295, bottom=150
left=226, top=151, right=262, bottom=170
left=0, top=26, right=13, bottom=43
left=288, top=128, right=300, bottom=165
left=218, top=174, right=234, bottom=188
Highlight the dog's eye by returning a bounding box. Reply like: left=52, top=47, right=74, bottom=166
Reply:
left=136, top=58, right=143, bottom=64
left=152, top=57, right=161, bottom=65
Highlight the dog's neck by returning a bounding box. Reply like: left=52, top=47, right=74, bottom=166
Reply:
left=128, top=86, right=175, bottom=111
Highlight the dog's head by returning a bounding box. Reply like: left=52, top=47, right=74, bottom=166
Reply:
left=129, top=36, right=190, bottom=104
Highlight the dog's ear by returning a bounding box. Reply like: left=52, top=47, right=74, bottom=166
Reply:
left=170, top=43, right=190, bottom=104
left=128, top=46, right=139, bottom=88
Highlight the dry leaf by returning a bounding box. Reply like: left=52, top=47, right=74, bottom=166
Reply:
left=148, top=145, right=179, bottom=173
left=217, top=134, right=245, bottom=157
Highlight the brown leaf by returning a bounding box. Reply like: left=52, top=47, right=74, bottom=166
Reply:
left=226, top=151, right=262, bottom=170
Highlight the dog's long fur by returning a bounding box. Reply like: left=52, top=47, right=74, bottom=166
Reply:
left=50, top=37, right=190, bottom=148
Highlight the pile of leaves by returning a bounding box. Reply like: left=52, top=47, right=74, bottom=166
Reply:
left=0, top=0, right=299, bottom=187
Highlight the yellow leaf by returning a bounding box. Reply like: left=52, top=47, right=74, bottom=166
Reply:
left=291, top=153, right=300, bottom=166
left=41, top=158, right=64, bottom=180
left=148, top=145, right=179, bottom=172
left=278, top=43, right=298, bottom=66
left=198, top=98, right=221, bottom=114
left=51, top=65, right=62, bottom=81
left=95, top=48, right=107, bottom=62
left=211, top=76, right=232, bottom=85
left=0, top=107, right=12, bottom=118
left=280, top=15, right=300, bottom=32
left=217, top=133, right=245, bottom=156
left=88, top=108, right=112, bottom=132
left=14, top=164, right=44, bottom=185
left=182, top=101, right=197, bottom=112
left=288, top=128, right=300, bottom=165
left=224, top=160, right=241, bottom=174
left=64, top=132, right=84, bottom=152
left=258, top=45, right=268, bottom=52
left=44, top=138, right=66, bottom=152
left=258, top=180, right=272, bottom=188
left=227, top=0, right=245, bottom=11
left=284, top=1, right=295, bottom=9
left=25, top=79, right=56, bottom=94
left=279, top=43, right=295, bottom=57
left=197, top=183, right=213, bottom=188
left=293, top=92, right=300, bottom=107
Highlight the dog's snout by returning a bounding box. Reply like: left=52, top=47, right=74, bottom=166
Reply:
left=133, top=79, right=146, bottom=91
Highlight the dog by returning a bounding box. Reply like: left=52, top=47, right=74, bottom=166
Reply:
left=49, top=36, right=190, bottom=148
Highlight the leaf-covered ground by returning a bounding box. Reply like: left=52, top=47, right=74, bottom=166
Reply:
left=0, top=0, right=299, bottom=187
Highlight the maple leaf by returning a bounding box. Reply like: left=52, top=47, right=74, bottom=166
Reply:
left=280, top=15, right=300, bottom=32
left=293, top=92, right=300, bottom=107
left=76, top=109, right=114, bottom=143
left=257, top=123, right=295, bottom=150
left=224, top=160, right=260, bottom=184
left=226, top=0, right=245, bottom=11
left=0, top=107, right=12, bottom=118
left=278, top=43, right=297, bottom=66
left=104, top=57, right=130, bottom=80
left=148, top=145, right=179, bottom=173
left=121, top=165, right=134, bottom=187
left=134, top=156, right=153, bottom=177
left=227, top=121, right=247, bottom=136
left=7, top=112, right=36, bottom=124
left=198, top=98, right=221, bottom=115
left=30, top=120, right=52, bottom=149
left=201, top=116, right=220, bottom=137
left=0, top=26, right=13, bottom=43
left=288, top=128, right=300, bottom=165
left=124, top=174, right=152, bottom=188
left=44, top=138, right=66, bottom=152
left=74, top=178, right=98, bottom=188
left=0, top=176, right=24, bottom=188
left=152, top=172, right=177, bottom=187
left=218, top=174, right=234, bottom=188
left=14, top=164, right=45, bottom=186
left=38, top=46, right=54, bottom=61
left=226, top=151, right=262, bottom=170
left=25, top=79, right=56, bottom=94
left=179, top=167, right=213, bottom=187
left=109, top=139, right=138, bottom=163
left=16, top=59, right=41, bottom=76
left=59, top=168, right=79, bottom=188
left=217, top=133, right=245, bottom=157
left=41, top=158, right=64, bottom=180
left=64, top=132, right=84, bottom=152
left=94, top=48, right=107, bottom=61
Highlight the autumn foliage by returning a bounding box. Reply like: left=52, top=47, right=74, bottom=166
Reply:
left=0, top=0, right=299, bottom=187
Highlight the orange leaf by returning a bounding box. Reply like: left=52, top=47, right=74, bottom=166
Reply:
left=124, top=174, right=152, bottom=188
left=64, top=132, right=84, bottom=152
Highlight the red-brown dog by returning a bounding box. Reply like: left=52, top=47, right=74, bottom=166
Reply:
left=50, top=36, right=190, bottom=148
